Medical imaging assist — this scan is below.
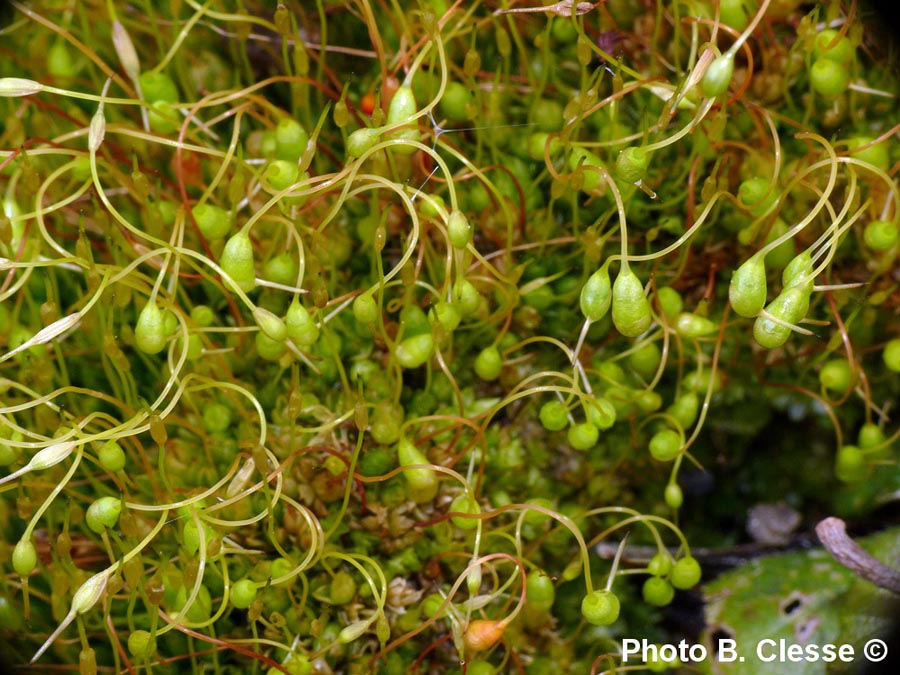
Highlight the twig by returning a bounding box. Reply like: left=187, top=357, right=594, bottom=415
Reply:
left=816, top=517, right=900, bottom=595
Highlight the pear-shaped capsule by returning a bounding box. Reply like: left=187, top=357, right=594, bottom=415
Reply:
left=611, top=268, right=651, bottom=337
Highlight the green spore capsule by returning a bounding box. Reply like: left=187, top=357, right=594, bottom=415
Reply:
left=397, top=436, right=437, bottom=503
left=782, top=250, right=814, bottom=292
left=615, top=146, right=649, bottom=183
left=85, top=496, right=122, bottom=533
left=221, top=231, right=256, bottom=292
left=98, top=440, right=126, bottom=472
left=264, top=252, right=299, bottom=286
left=347, top=127, right=381, bottom=159
left=752, top=285, right=811, bottom=349
left=386, top=85, right=418, bottom=154
left=193, top=203, right=231, bottom=240
left=581, top=590, right=620, bottom=626
left=612, top=268, right=652, bottom=337
left=809, top=58, right=849, bottom=98
left=729, top=255, right=767, bottom=318
left=353, top=292, right=379, bottom=326
left=135, top=301, right=168, bottom=354
left=702, top=54, right=734, bottom=97
left=737, top=177, right=777, bottom=217
left=813, top=29, right=854, bottom=65
left=263, top=159, right=300, bottom=192
left=447, top=210, right=472, bottom=250
left=448, top=492, right=481, bottom=529
left=13, top=538, right=37, bottom=576
left=675, top=312, right=718, bottom=338
left=567, top=147, right=606, bottom=193
left=394, top=333, right=434, bottom=369
left=138, top=71, right=179, bottom=103
left=567, top=422, right=599, bottom=451
left=580, top=265, right=612, bottom=322
left=474, top=345, right=502, bottom=381
left=285, top=299, right=319, bottom=347
left=274, top=118, right=309, bottom=162
left=863, top=220, right=899, bottom=251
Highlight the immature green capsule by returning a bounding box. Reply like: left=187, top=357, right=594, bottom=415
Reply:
left=649, top=429, right=681, bottom=462
left=285, top=299, right=319, bottom=347
left=580, top=266, right=612, bottom=322
left=813, top=29, right=854, bottom=64
left=85, top=496, right=123, bottom=533
left=615, top=146, right=650, bottom=183
left=453, top=279, right=482, bottom=317
left=702, top=54, right=734, bottom=97
left=675, top=312, right=718, bottom=338
left=612, top=268, right=652, bottom=337
left=666, top=391, right=699, bottom=430
left=819, top=359, right=853, bottom=393
left=525, top=573, right=555, bottom=613
left=567, top=147, right=605, bottom=193
left=835, top=444, right=866, bottom=482
left=729, top=255, right=767, bottom=318
left=809, top=58, right=850, bottom=98
left=397, top=436, right=437, bottom=503
left=737, top=177, right=777, bottom=216
left=845, top=136, right=890, bottom=172
left=567, top=422, right=599, bottom=451
left=386, top=85, right=418, bottom=154
left=263, top=252, right=299, bottom=286
left=274, top=118, right=309, bottom=162
left=13, top=538, right=37, bottom=576
left=127, top=630, right=156, bottom=660
left=394, top=333, right=434, bottom=369
left=221, top=231, right=256, bottom=292
left=581, top=589, right=620, bottom=626
left=585, top=397, right=616, bottom=430
left=352, top=292, right=379, bottom=326
left=263, top=159, right=300, bottom=192
left=135, top=301, right=168, bottom=354
left=253, top=307, right=287, bottom=342
left=782, top=251, right=814, bottom=292
left=752, top=285, right=811, bottom=349
left=447, top=210, right=472, bottom=250
left=138, top=71, right=179, bottom=103
left=863, top=220, right=899, bottom=252
left=347, top=127, right=382, bottom=159
left=256, top=331, right=287, bottom=361
left=440, top=81, right=472, bottom=122
left=539, top=400, right=569, bottom=431
left=429, top=301, right=461, bottom=334
left=231, top=579, right=258, bottom=609
left=474, top=345, right=502, bottom=381
left=193, top=203, right=231, bottom=240
left=449, top=492, right=481, bottom=529
left=884, top=339, right=900, bottom=373
left=670, top=556, right=702, bottom=589
left=655, top=286, right=683, bottom=320
left=643, top=577, right=675, bottom=607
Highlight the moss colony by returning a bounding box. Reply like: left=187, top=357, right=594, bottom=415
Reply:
left=1, top=1, right=899, bottom=673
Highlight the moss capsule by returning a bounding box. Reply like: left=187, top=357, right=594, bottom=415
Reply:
left=135, top=302, right=168, bottom=354
left=221, top=231, right=256, bottom=292
left=581, top=590, right=620, bottom=626
left=612, top=268, right=652, bottom=337
left=397, top=436, right=437, bottom=503
left=580, top=266, right=612, bottom=322
left=386, top=85, right=418, bottom=153
left=729, top=255, right=768, bottom=318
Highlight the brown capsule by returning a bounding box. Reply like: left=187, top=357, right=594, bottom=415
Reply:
left=149, top=414, right=167, bottom=446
